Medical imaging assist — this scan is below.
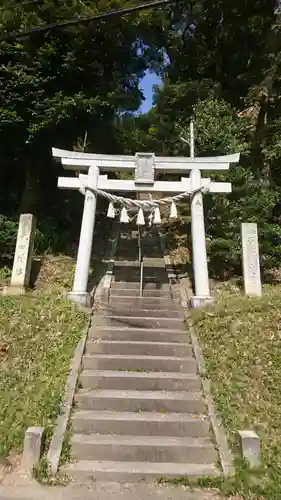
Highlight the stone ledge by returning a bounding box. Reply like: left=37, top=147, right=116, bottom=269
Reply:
left=190, top=296, right=214, bottom=309
left=47, top=326, right=89, bottom=475
left=67, top=291, right=92, bottom=308
left=177, top=292, right=234, bottom=475
left=21, top=427, right=44, bottom=473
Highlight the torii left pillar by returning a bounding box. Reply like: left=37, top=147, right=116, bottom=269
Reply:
left=68, top=165, right=99, bottom=307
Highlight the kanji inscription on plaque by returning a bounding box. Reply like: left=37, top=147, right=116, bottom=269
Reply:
left=135, top=152, right=155, bottom=185
left=241, top=223, right=262, bottom=297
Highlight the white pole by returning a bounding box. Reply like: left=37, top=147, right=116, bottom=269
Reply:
left=189, top=115, right=210, bottom=303
left=190, top=117, right=195, bottom=159
left=70, top=165, right=99, bottom=306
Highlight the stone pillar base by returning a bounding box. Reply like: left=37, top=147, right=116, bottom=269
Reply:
left=67, top=291, right=92, bottom=308
left=2, top=285, right=27, bottom=296
left=190, top=295, right=214, bottom=308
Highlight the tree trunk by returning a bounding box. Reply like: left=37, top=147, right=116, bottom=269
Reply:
left=252, top=91, right=271, bottom=187
left=18, top=161, right=40, bottom=215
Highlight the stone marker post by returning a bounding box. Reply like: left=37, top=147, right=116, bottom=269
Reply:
left=21, top=426, right=44, bottom=473
left=238, top=430, right=261, bottom=468
left=241, top=223, right=262, bottom=297
left=9, top=213, right=36, bottom=293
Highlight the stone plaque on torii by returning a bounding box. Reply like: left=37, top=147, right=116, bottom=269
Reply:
left=53, top=145, right=240, bottom=308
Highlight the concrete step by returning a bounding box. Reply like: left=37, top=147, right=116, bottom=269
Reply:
left=141, top=245, right=161, bottom=250
left=64, top=460, right=219, bottom=482
left=111, top=282, right=170, bottom=290
left=116, top=246, right=161, bottom=253
left=87, top=327, right=189, bottom=342
left=117, top=233, right=139, bottom=239
left=113, top=259, right=140, bottom=266
left=79, top=370, right=201, bottom=391
left=115, top=256, right=163, bottom=262
left=102, top=297, right=180, bottom=309
left=140, top=252, right=163, bottom=258
left=97, top=307, right=183, bottom=319
left=85, top=340, right=192, bottom=357
left=115, top=239, right=138, bottom=244
left=119, top=230, right=139, bottom=237
left=114, top=269, right=169, bottom=274
left=71, top=434, right=217, bottom=464
left=93, top=315, right=184, bottom=330
left=109, top=289, right=172, bottom=298
left=112, top=282, right=174, bottom=290
left=82, top=354, right=196, bottom=372
left=110, top=279, right=170, bottom=285
left=117, top=242, right=160, bottom=248
left=114, top=263, right=166, bottom=270
left=115, top=252, right=162, bottom=259
left=114, top=268, right=168, bottom=274
left=113, top=259, right=165, bottom=267
left=113, top=270, right=168, bottom=278
left=72, top=410, right=209, bottom=437
left=75, top=389, right=205, bottom=413
left=115, top=250, right=139, bottom=254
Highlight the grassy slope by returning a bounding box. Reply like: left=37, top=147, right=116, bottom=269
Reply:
left=190, top=283, right=281, bottom=499
left=0, top=256, right=87, bottom=459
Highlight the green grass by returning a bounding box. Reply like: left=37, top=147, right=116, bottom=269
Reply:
left=0, top=255, right=87, bottom=459
left=187, top=283, right=281, bottom=499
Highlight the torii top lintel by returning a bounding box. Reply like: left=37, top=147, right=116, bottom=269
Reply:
left=52, top=148, right=240, bottom=174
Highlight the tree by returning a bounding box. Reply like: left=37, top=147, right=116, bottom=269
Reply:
left=0, top=0, right=163, bottom=215
left=127, top=95, right=281, bottom=276
left=124, top=0, right=281, bottom=275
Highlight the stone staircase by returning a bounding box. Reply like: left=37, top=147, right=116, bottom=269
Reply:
left=64, top=226, right=219, bottom=482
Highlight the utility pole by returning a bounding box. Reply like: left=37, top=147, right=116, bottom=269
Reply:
left=189, top=112, right=195, bottom=160
left=180, top=111, right=196, bottom=158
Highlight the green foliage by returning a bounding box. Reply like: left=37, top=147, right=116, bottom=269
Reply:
left=188, top=285, right=281, bottom=499
left=0, top=266, right=11, bottom=281
left=0, top=194, right=112, bottom=257
left=1, top=0, right=281, bottom=275
left=153, top=96, right=281, bottom=277
left=205, top=163, right=281, bottom=276
left=0, top=215, right=72, bottom=257
left=140, top=2, right=281, bottom=277
left=0, top=290, right=87, bottom=458
left=0, top=0, right=162, bottom=215
left=0, top=216, right=18, bottom=257
left=178, top=98, right=251, bottom=155
left=34, top=220, right=74, bottom=255
left=33, top=457, right=53, bottom=485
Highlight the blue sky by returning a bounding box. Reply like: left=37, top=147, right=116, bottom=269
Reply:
left=139, top=71, right=162, bottom=113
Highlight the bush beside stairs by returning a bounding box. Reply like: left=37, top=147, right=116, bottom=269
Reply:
left=63, top=226, right=220, bottom=482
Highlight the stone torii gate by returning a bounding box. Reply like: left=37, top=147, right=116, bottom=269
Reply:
left=53, top=148, right=240, bottom=307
